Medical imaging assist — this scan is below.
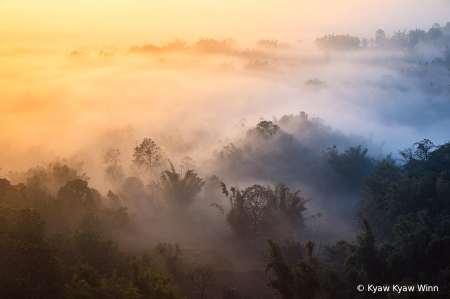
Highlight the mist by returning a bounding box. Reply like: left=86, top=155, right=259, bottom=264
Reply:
left=2, top=2, right=450, bottom=297
left=2, top=25, right=450, bottom=236
left=2, top=30, right=450, bottom=172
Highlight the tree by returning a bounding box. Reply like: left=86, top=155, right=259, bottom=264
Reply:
left=391, top=30, right=408, bottom=48
left=272, top=182, right=310, bottom=234
left=375, top=29, right=387, bottom=46
left=399, top=139, right=437, bottom=178
left=323, top=240, right=349, bottom=274
left=214, top=181, right=310, bottom=237
left=56, top=179, right=93, bottom=208
left=179, top=156, right=196, bottom=175
left=314, top=34, right=360, bottom=50
left=428, top=24, right=443, bottom=41
left=408, top=29, right=427, bottom=47
left=74, top=228, right=118, bottom=276
left=131, top=257, right=176, bottom=299
left=160, top=162, right=204, bottom=209
left=122, top=177, right=146, bottom=202
left=217, top=182, right=251, bottom=238
left=189, top=264, right=217, bottom=299
left=345, top=219, right=383, bottom=285
left=358, top=159, right=401, bottom=241
left=235, top=118, right=249, bottom=137
left=51, top=163, right=90, bottom=193
left=246, top=120, right=280, bottom=139
left=103, top=148, right=125, bottom=190
left=265, top=239, right=320, bottom=299
left=154, top=243, right=182, bottom=276
left=265, top=238, right=294, bottom=299
left=244, top=184, right=270, bottom=234
left=324, top=144, right=374, bottom=192
left=0, top=209, right=62, bottom=299
left=132, top=138, right=164, bottom=181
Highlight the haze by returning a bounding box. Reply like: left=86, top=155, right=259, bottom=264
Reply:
left=2, top=0, right=450, bottom=226
left=3, top=1, right=450, bottom=298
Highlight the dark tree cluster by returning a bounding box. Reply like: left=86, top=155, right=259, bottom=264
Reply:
left=2, top=112, right=450, bottom=299
left=213, top=181, right=310, bottom=239
left=0, top=174, right=180, bottom=298
left=263, top=139, right=450, bottom=299
left=211, top=112, right=377, bottom=198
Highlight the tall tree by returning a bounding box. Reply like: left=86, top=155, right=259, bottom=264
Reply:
left=132, top=138, right=164, bottom=181
left=375, top=29, right=387, bottom=46
left=265, top=238, right=320, bottom=299
left=103, top=148, right=125, bottom=190
left=244, top=184, right=270, bottom=234
left=179, top=156, right=196, bottom=175
left=408, top=29, right=426, bottom=47
left=324, top=144, right=374, bottom=193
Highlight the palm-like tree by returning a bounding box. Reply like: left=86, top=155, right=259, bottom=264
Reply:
left=160, top=162, right=204, bottom=209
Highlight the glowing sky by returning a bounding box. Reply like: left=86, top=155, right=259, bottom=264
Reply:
left=1, top=0, right=450, bottom=48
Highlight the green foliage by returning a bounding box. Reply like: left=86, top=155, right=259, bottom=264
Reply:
left=324, top=144, right=374, bottom=192
left=74, top=229, right=118, bottom=275
left=208, top=202, right=224, bottom=214
left=360, top=140, right=450, bottom=241
left=57, top=179, right=94, bottom=208
left=131, top=258, right=176, bottom=299
left=327, top=141, right=450, bottom=296
left=281, top=239, right=305, bottom=268
left=12, top=208, right=46, bottom=243
left=358, top=159, right=402, bottom=241
left=219, top=181, right=309, bottom=238
left=160, top=162, right=204, bottom=209
left=64, top=270, right=142, bottom=299
left=220, top=182, right=251, bottom=237
left=0, top=178, right=51, bottom=210
left=154, top=242, right=182, bottom=276
left=265, top=238, right=294, bottom=299
left=272, top=182, right=310, bottom=232
left=323, top=239, right=349, bottom=274
left=265, top=238, right=320, bottom=299
left=70, top=263, right=100, bottom=288
left=0, top=209, right=62, bottom=299
left=0, top=173, right=182, bottom=299
left=345, top=219, right=383, bottom=285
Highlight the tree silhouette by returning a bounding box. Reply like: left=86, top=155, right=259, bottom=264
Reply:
left=103, top=148, right=125, bottom=190
left=179, top=156, right=196, bottom=175
left=244, top=184, right=270, bottom=234
left=375, top=29, right=387, bottom=46
left=160, top=162, right=204, bottom=209
left=189, top=264, right=217, bottom=299
left=132, top=138, right=164, bottom=181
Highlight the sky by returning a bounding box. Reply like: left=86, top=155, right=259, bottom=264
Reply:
left=1, top=0, right=450, bottom=47
left=1, top=0, right=450, bottom=180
